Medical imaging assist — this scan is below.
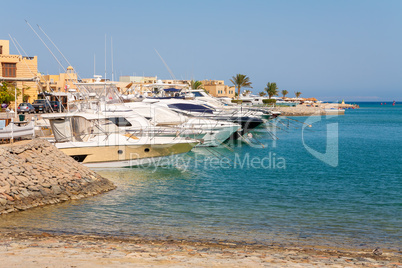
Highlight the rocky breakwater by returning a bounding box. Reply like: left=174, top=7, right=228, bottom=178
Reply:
left=273, top=104, right=349, bottom=116
left=0, top=139, right=116, bottom=214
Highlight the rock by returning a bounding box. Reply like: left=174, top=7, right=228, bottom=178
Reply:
left=0, top=197, right=7, bottom=206
left=28, top=185, right=40, bottom=191
left=1, top=169, right=10, bottom=178
left=0, top=184, right=10, bottom=194
left=16, top=176, right=30, bottom=186
left=2, top=161, right=10, bottom=167
left=372, top=247, right=382, bottom=256
left=42, top=182, right=52, bottom=188
left=2, top=193, right=14, bottom=201
left=24, top=164, right=33, bottom=172
left=19, top=188, right=31, bottom=198
left=40, top=187, right=54, bottom=197
left=10, top=166, right=21, bottom=174
left=51, top=185, right=62, bottom=195
left=0, top=139, right=116, bottom=214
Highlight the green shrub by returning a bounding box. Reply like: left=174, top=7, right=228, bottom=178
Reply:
left=262, top=99, right=276, bottom=104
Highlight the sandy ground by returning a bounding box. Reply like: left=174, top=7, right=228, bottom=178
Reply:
left=0, top=232, right=400, bottom=267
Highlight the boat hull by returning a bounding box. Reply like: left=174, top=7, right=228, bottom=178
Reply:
left=0, top=122, right=35, bottom=139
left=58, top=142, right=198, bottom=167
left=217, top=117, right=265, bottom=141
left=199, top=125, right=241, bottom=146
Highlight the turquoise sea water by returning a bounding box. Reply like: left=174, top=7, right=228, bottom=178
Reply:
left=1, top=102, right=401, bottom=250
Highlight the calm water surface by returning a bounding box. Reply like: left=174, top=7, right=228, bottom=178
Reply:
left=1, top=102, right=401, bottom=250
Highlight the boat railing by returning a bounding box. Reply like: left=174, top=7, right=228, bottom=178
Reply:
left=124, top=125, right=202, bottom=141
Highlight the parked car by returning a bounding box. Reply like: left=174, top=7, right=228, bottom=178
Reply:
left=32, top=99, right=52, bottom=113
left=49, top=101, right=64, bottom=112
left=17, top=103, right=35, bottom=114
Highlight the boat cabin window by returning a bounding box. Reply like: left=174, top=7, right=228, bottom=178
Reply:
left=108, top=117, right=132, bottom=127
left=167, top=103, right=214, bottom=114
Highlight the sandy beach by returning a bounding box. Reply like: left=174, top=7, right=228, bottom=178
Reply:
left=0, top=231, right=400, bottom=267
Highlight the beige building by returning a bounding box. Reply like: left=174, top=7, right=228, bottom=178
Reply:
left=120, top=76, right=157, bottom=84
left=39, top=66, right=78, bottom=92
left=202, top=80, right=235, bottom=98
left=0, top=39, right=38, bottom=105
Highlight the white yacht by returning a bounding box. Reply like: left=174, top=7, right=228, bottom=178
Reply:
left=142, top=98, right=267, bottom=139
left=121, top=102, right=241, bottom=146
left=42, top=112, right=198, bottom=168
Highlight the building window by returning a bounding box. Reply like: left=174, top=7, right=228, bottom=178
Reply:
left=2, top=63, right=16, bottom=77
left=0, top=46, right=2, bottom=54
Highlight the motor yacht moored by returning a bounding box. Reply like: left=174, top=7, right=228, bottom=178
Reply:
left=42, top=112, right=198, bottom=168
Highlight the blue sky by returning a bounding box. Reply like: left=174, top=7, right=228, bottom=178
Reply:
left=2, top=0, right=401, bottom=101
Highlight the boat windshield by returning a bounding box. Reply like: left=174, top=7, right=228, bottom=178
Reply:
left=192, top=91, right=204, bottom=97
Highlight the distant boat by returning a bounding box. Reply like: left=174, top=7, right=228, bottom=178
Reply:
left=0, top=120, right=35, bottom=140
left=324, top=108, right=345, bottom=115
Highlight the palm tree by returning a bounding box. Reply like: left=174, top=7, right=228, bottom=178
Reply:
left=230, top=74, right=252, bottom=99
left=259, top=91, right=266, bottom=97
left=0, top=81, right=20, bottom=105
left=265, top=82, right=278, bottom=99
left=281, top=90, right=288, bottom=98
left=23, top=94, right=30, bottom=102
left=22, top=85, right=31, bottom=102
left=190, top=80, right=203, bottom=89
left=295, top=91, right=302, bottom=98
